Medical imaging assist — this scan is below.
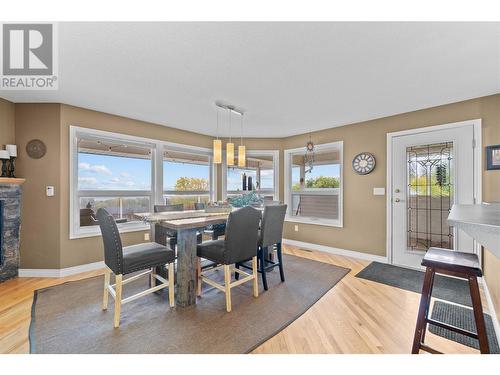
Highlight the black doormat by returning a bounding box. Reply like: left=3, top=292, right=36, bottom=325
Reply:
left=355, top=261, right=472, bottom=306
left=429, top=301, right=500, bottom=353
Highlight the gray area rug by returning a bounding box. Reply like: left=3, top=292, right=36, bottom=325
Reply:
left=355, top=261, right=472, bottom=306
left=30, top=254, right=349, bottom=354
left=429, top=301, right=500, bottom=353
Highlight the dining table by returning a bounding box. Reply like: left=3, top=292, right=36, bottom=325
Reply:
left=134, top=209, right=230, bottom=307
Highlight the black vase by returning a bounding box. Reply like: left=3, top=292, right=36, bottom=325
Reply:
left=8, top=157, right=16, bottom=178
left=242, top=173, right=247, bottom=190
left=248, top=176, right=253, bottom=191
left=1, top=159, right=8, bottom=177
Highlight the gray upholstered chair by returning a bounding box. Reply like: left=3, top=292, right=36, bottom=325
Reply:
left=97, top=208, right=175, bottom=328
left=236, top=204, right=287, bottom=290
left=196, top=206, right=261, bottom=312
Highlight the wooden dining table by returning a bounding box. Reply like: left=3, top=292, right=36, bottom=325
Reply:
left=134, top=210, right=230, bottom=307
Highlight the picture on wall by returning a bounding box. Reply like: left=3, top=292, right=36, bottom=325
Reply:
left=486, top=145, right=500, bottom=170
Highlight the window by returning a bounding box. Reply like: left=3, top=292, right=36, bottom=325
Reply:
left=285, top=141, right=343, bottom=226
left=163, top=149, right=213, bottom=209
left=223, top=150, right=279, bottom=202
left=70, top=127, right=215, bottom=238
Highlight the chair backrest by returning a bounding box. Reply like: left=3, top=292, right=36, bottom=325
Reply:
left=224, top=206, right=261, bottom=264
left=260, top=204, right=287, bottom=248
left=194, top=202, right=206, bottom=210
left=154, top=204, right=184, bottom=213
left=96, top=208, right=123, bottom=274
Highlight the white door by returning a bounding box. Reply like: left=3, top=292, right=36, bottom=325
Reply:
left=391, top=124, right=477, bottom=269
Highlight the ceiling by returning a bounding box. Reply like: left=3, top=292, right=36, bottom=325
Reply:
left=1, top=22, right=499, bottom=138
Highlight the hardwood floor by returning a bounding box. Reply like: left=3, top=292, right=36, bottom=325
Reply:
left=0, top=245, right=484, bottom=354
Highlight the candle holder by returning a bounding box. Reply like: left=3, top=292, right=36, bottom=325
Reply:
left=8, top=157, right=16, bottom=178
left=1, top=159, right=8, bottom=177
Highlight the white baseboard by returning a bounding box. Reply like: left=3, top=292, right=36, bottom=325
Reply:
left=18, top=261, right=105, bottom=278
left=282, top=238, right=388, bottom=263
left=480, top=276, right=500, bottom=344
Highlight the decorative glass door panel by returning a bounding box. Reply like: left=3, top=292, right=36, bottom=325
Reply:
left=406, top=142, right=454, bottom=251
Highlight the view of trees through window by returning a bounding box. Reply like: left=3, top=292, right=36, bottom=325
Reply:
left=163, top=156, right=210, bottom=209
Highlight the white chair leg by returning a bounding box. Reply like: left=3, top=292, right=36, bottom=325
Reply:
left=102, top=268, right=110, bottom=310
left=252, top=256, right=258, bottom=298
left=168, top=262, right=175, bottom=307
left=224, top=265, right=232, bottom=312
left=114, top=274, right=123, bottom=328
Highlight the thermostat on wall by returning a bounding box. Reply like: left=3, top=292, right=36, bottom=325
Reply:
left=46, top=186, right=55, bottom=197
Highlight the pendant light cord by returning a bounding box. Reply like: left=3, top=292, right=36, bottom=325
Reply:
left=240, top=113, right=244, bottom=146
left=228, top=108, right=232, bottom=142
left=216, top=107, right=219, bottom=140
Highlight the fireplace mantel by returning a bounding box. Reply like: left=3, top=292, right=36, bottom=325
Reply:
left=0, top=178, right=26, bottom=185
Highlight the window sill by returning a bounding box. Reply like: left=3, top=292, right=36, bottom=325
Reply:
left=285, top=215, right=343, bottom=228
left=69, top=222, right=150, bottom=239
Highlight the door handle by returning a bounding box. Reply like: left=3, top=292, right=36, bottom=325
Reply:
left=394, top=198, right=401, bottom=203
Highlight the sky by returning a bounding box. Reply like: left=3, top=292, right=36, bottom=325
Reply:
left=78, top=153, right=151, bottom=190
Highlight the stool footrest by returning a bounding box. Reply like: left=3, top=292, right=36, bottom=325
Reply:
left=419, top=343, right=443, bottom=354
left=426, top=318, right=478, bottom=339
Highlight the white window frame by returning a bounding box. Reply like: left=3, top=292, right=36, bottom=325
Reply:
left=69, top=126, right=216, bottom=239
left=284, top=141, right=343, bottom=227
left=221, top=149, right=280, bottom=202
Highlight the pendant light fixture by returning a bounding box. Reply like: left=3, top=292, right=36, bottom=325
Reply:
left=226, top=107, right=235, bottom=166
left=238, top=113, right=246, bottom=167
left=213, top=107, right=222, bottom=164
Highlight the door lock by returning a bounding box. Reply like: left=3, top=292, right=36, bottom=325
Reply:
left=395, top=189, right=400, bottom=193
left=394, top=198, right=401, bottom=203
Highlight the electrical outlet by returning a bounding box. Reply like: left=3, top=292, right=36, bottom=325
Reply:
left=144, top=232, right=150, bottom=241
left=294, top=225, right=299, bottom=232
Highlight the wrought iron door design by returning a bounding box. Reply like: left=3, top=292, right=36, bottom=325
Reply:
left=406, top=142, right=454, bottom=251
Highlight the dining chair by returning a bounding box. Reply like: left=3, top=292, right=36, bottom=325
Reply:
left=153, top=204, right=185, bottom=250
left=236, top=204, right=287, bottom=290
left=96, top=208, right=175, bottom=328
left=196, top=206, right=261, bottom=312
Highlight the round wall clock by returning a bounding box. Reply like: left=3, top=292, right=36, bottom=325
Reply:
left=26, top=139, right=47, bottom=159
left=352, top=152, right=376, bottom=175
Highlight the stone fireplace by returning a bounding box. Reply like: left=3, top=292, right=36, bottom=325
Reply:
left=0, top=179, right=24, bottom=282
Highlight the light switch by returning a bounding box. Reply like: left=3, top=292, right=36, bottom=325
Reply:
left=294, top=225, right=299, bottom=232
left=46, top=186, right=55, bottom=197
left=373, top=187, right=385, bottom=196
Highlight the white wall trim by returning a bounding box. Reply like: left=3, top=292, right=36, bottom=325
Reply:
left=19, top=261, right=105, bottom=278
left=283, top=238, right=388, bottom=263
left=480, top=276, right=500, bottom=344
left=386, top=119, right=482, bottom=265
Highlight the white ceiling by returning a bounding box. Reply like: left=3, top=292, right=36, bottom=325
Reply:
left=1, top=22, right=500, bottom=137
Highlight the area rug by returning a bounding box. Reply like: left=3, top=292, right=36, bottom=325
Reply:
left=429, top=301, right=500, bottom=353
left=355, top=261, right=472, bottom=306
left=30, top=254, right=349, bottom=354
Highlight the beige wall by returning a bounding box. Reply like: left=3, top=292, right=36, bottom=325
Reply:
left=0, top=98, right=15, bottom=147
left=15, top=104, right=62, bottom=268
left=5, top=94, right=500, bottom=323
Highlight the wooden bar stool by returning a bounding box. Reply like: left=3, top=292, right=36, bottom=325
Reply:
left=411, top=247, right=490, bottom=354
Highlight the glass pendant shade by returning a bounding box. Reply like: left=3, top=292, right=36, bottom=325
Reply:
left=238, top=145, right=246, bottom=167
left=226, top=142, right=235, bottom=166
left=213, top=139, right=222, bottom=164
